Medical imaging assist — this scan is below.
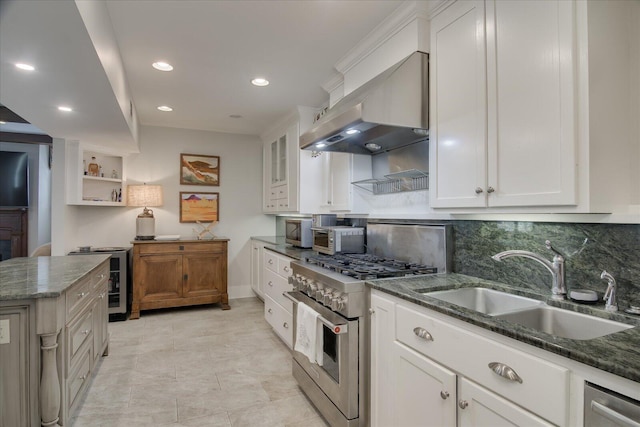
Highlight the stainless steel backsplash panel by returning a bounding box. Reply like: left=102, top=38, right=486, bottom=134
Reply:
left=366, top=223, right=452, bottom=273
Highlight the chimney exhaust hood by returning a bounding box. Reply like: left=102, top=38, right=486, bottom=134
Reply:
left=300, top=51, right=428, bottom=155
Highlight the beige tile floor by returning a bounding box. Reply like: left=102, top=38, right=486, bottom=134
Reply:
left=71, top=297, right=330, bottom=427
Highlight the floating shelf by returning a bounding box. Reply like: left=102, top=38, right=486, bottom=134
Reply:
left=352, top=169, right=429, bottom=194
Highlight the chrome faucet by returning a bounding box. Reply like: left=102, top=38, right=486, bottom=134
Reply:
left=491, top=240, right=567, bottom=300
left=600, top=270, right=618, bottom=312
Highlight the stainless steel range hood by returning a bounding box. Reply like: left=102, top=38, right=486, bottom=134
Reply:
left=300, top=51, right=428, bottom=155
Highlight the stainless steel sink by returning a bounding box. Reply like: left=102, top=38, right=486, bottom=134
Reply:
left=425, top=287, right=543, bottom=315
left=494, top=306, right=634, bottom=340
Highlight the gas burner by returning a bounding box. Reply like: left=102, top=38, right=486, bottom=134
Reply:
left=303, top=253, right=437, bottom=280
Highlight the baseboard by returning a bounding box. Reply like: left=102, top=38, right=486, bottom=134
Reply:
left=228, top=284, right=258, bottom=300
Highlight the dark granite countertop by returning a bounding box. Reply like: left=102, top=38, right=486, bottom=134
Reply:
left=0, top=255, right=110, bottom=300
left=367, top=273, right=640, bottom=383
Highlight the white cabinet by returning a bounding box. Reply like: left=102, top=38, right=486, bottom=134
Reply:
left=263, top=249, right=294, bottom=348
left=66, top=141, right=126, bottom=206
left=250, top=240, right=266, bottom=300
left=429, top=0, right=577, bottom=209
left=317, top=152, right=371, bottom=213
left=370, top=289, right=568, bottom=426
left=262, top=107, right=323, bottom=214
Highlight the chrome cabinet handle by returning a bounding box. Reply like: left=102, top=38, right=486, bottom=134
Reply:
left=80, top=374, right=87, bottom=380
left=283, top=322, right=289, bottom=329
left=368, top=308, right=375, bottom=315
left=283, top=266, right=290, bottom=272
left=475, top=187, right=484, bottom=194
left=82, top=329, right=90, bottom=335
left=459, top=400, right=468, bottom=409
left=268, top=281, right=273, bottom=287
left=487, top=186, right=495, bottom=193
left=413, top=327, right=433, bottom=341
left=267, top=308, right=272, bottom=314
left=488, top=362, right=523, bottom=383
left=268, top=259, right=274, bottom=264
left=440, top=391, right=449, bottom=400
left=77, top=292, right=86, bottom=298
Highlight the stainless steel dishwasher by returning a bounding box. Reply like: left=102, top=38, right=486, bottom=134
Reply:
left=585, top=382, right=640, bottom=427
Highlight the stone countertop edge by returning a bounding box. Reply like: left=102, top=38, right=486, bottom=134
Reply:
left=0, top=255, right=110, bottom=301
left=131, top=237, right=230, bottom=243
left=367, top=273, right=640, bottom=384
left=251, top=235, right=286, bottom=245
left=263, top=244, right=314, bottom=261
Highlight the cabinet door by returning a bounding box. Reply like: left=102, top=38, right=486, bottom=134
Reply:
left=250, top=241, right=265, bottom=299
left=430, top=0, right=488, bottom=208
left=392, top=342, right=457, bottom=427
left=458, top=377, right=553, bottom=427
left=329, top=153, right=352, bottom=210
left=134, top=254, right=183, bottom=302
left=486, top=0, right=576, bottom=207
left=183, top=252, right=225, bottom=298
left=0, top=306, right=31, bottom=427
left=370, top=292, right=396, bottom=427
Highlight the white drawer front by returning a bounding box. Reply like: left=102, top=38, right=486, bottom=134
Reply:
left=264, top=269, right=293, bottom=314
left=396, top=303, right=569, bottom=426
left=264, top=251, right=278, bottom=273
left=278, top=257, right=292, bottom=277
left=265, top=295, right=293, bottom=349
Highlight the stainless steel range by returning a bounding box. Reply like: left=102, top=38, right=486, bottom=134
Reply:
left=285, top=223, right=452, bottom=427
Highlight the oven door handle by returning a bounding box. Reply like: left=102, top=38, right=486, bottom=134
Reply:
left=283, top=291, right=348, bottom=335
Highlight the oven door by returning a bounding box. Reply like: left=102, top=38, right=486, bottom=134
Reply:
left=285, top=291, right=359, bottom=420
left=312, top=228, right=333, bottom=255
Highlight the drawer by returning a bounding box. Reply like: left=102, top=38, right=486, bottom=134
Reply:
left=136, top=242, right=225, bottom=254
left=264, top=250, right=279, bottom=273
left=264, top=269, right=293, bottom=314
left=67, top=346, right=92, bottom=416
left=66, top=276, right=93, bottom=319
left=396, top=303, right=569, bottom=426
left=92, top=263, right=109, bottom=290
left=278, top=256, right=292, bottom=277
left=67, top=308, right=93, bottom=369
left=264, top=295, right=293, bottom=349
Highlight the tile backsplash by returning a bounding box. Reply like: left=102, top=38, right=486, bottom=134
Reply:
left=452, top=221, right=640, bottom=309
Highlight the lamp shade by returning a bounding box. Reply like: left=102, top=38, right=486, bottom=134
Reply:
left=127, top=184, right=163, bottom=207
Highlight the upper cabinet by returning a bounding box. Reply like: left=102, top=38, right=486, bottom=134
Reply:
left=262, top=107, right=324, bottom=214
left=66, top=141, right=126, bottom=206
left=429, top=0, right=576, bottom=209
left=429, top=0, right=639, bottom=214
left=316, top=152, right=372, bottom=214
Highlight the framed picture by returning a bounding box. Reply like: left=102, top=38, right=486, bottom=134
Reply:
left=180, top=153, right=220, bottom=186
left=180, top=192, right=219, bottom=223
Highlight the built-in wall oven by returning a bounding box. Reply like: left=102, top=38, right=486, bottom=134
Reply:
left=285, top=223, right=452, bottom=427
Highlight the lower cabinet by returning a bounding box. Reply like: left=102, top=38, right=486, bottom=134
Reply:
left=370, top=290, right=567, bottom=427
left=263, top=249, right=294, bottom=348
left=131, top=240, right=229, bottom=319
left=250, top=240, right=267, bottom=300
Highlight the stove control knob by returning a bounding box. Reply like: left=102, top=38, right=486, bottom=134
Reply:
left=337, top=295, right=348, bottom=311
left=307, top=281, right=317, bottom=296
left=322, top=290, right=334, bottom=306
left=330, top=292, right=343, bottom=310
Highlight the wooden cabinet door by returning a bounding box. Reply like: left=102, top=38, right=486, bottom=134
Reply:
left=134, top=254, right=183, bottom=302
left=182, top=252, right=225, bottom=298
left=458, top=377, right=553, bottom=427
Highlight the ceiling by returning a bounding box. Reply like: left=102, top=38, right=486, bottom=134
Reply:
left=0, top=0, right=405, bottom=151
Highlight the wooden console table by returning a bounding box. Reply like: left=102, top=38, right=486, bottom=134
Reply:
left=131, top=239, right=230, bottom=319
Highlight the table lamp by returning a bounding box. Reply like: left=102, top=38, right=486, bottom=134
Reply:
left=127, top=184, right=163, bottom=240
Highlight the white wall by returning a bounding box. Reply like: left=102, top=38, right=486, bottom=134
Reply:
left=56, top=125, right=275, bottom=299
left=0, top=141, right=51, bottom=253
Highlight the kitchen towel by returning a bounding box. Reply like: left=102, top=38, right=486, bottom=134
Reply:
left=294, top=302, right=324, bottom=366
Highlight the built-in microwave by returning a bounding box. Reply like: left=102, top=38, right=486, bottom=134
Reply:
left=285, top=219, right=313, bottom=248
left=312, top=226, right=365, bottom=255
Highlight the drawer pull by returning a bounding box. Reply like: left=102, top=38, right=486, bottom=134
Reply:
left=283, top=322, right=289, bottom=329
left=413, top=327, right=433, bottom=341
left=283, top=266, right=290, bottom=272
left=77, top=292, right=86, bottom=298
left=268, top=281, right=273, bottom=287
left=459, top=400, right=468, bottom=409
left=488, top=362, right=523, bottom=384
left=82, top=329, right=90, bottom=335
left=268, top=259, right=274, bottom=264
left=268, top=308, right=272, bottom=314
left=440, top=391, right=449, bottom=400
left=80, top=374, right=87, bottom=381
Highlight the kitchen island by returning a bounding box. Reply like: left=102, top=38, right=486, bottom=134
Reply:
left=0, top=255, right=110, bottom=427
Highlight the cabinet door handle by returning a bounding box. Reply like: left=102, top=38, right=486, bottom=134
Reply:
left=459, top=400, right=468, bottom=409
left=267, top=308, right=272, bottom=314
left=368, top=308, right=375, bottom=315
left=475, top=187, right=484, bottom=194
left=440, top=391, right=449, bottom=400
left=82, top=329, right=90, bottom=335
left=268, top=259, right=274, bottom=264
left=183, top=274, right=188, bottom=281
left=179, top=245, right=184, bottom=251
left=77, top=292, right=86, bottom=299
left=488, top=362, right=523, bottom=383
left=283, top=322, right=289, bottom=329
left=413, top=327, right=433, bottom=341
left=283, top=266, right=290, bottom=272
left=268, top=281, right=273, bottom=287
left=487, top=186, right=495, bottom=193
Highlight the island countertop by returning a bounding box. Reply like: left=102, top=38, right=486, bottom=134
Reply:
left=0, top=255, right=110, bottom=300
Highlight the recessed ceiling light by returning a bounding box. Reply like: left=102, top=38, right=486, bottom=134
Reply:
left=15, top=63, right=35, bottom=71
left=152, top=61, right=173, bottom=72
left=58, top=106, right=73, bottom=112
left=229, top=114, right=242, bottom=119
left=251, top=78, right=269, bottom=87
left=157, top=105, right=173, bottom=112
left=345, top=129, right=360, bottom=135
